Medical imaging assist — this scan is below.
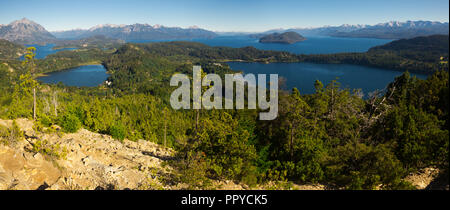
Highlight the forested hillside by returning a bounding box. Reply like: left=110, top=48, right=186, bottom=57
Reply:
left=369, top=35, right=449, bottom=62
left=53, top=35, right=125, bottom=50
left=106, top=37, right=449, bottom=74
left=0, top=39, right=24, bottom=60
left=300, top=35, right=449, bottom=74
left=259, top=32, right=306, bottom=44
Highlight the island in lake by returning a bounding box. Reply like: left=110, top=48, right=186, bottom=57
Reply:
left=259, top=31, right=306, bottom=44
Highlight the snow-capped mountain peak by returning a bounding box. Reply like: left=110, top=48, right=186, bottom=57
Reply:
left=89, top=24, right=123, bottom=31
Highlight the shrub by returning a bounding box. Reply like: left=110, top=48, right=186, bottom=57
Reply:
left=239, top=164, right=259, bottom=187
left=32, top=139, right=68, bottom=160
left=173, top=151, right=212, bottom=190
left=0, top=121, right=23, bottom=145
left=109, top=121, right=126, bottom=141
left=10, top=120, right=23, bottom=141
left=325, top=142, right=406, bottom=190
left=39, top=114, right=53, bottom=127
left=59, top=113, right=81, bottom=133
left=0, top=124, right=9, bottom=144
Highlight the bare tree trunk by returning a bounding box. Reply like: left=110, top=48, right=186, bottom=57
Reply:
left=330, top=83, right=334, bottom=118
left=164, top=120, right=167, bottom=147
left=290, top=123, right=294, bottom=161
left=53, top=91, right=58, bottom=117
left=164, top=110, right=167, bottom=147
left=43, top=96, right=50, bottom=114
left=31, top=57, right=37, bottom=121
left=33, top=87, right=36, bottom=120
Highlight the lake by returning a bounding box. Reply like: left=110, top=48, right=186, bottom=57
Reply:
left=22, top=44, right=77, bottom=59
left=34, top=36, right=426, bottom=90
left=228, top=62, right=429, bottom=96
left=28, top=36, right=390, bottom=60
left=37, top=65, right=109, bottom=87
left=128, top=35, right=392, bottom=54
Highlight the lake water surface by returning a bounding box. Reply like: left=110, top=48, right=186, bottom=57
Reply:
left=34, top=36, right=427, bottom=90
left=37, top=65, right=108, bottom=87
left=22, top=44, right=77, bottom=59
left=129, top=35, right=392, bottom=54
left=228, top=62, right=428, bottom=96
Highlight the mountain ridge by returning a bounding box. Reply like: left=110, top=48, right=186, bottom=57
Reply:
left=51, top=23, right=217, bottom=40
left=0, top=18, right=218, bottom=43
left=0, top=18, right=56, bottom=44
left=260, top=20, right=449, bottom=39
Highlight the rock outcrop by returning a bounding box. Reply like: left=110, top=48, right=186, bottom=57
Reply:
left=0, top=118, right=173, bottom=190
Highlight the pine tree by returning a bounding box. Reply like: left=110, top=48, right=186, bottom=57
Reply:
left=22, top=47, right=38, bottom=120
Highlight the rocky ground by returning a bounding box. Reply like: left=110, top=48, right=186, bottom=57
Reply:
left=0, top=118, right=174, bottom=190
left=0, top=118, right=447, bottom=190
left=405, top=167, right=449, bottom=190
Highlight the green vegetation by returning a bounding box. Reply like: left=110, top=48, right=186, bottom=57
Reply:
left=0, top=120, right=23, bottom=145
left=300, top=35, right=449, bottom=74
left=369, top=35, right=449, bottom=63
left=59, top=112, right=81, bottom=133
left=0, top=37, right=448, bottom=189
left=22, top=47, right=38, bottom=120
left=32, top=139, right=68, bottom=160
left=122, top=41, right=301, bottom=63
left=259, top=32, right=306, bottom=44
left=0, top=39, right=25, bottom=60
left=104, top=36, right=448, bottom=75
left=109, top=121, right=126, bottom=141
left=53, top=35, right=125, bottom=50
left=35, top=48, right=112, bottom=74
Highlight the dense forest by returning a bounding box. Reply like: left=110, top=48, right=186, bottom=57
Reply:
left=259, top=32, right=307, bottom=44
left=0, top=39, right=25, bottom=60
left=300, top=35, right=449, bottom=74
left=0, top=37, right=448, bottom=189
left=107, top=35, right=449, bottom=74
left=52, top=35, right=125, bottom=50
left=3, top=34, right=447, bottom=75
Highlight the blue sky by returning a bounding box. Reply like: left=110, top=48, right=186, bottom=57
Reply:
left=0, top=0, right=448, bottom=32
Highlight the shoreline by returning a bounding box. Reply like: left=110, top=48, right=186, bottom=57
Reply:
left=221, top=59, right=435, bottom=76
left=35, top=61, right=104, bottom=78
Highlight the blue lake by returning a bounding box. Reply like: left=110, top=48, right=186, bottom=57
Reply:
left=33, top=36, right=428, bottom=90
left=37, top=65, right=109, bottom=87
left=228, top=62, right=429, bottom=96
left=128, top=35, right=392, bottom=54
left=22, top=44, right=77, bottom=59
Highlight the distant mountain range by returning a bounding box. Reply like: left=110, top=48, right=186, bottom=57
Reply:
left=51, top=23, right=217, bottom=41
left=0, top=18, right=217, bottom=44
left=262, top=21, right=449, bottom=39
left=1, top=19, right=448, bottom=45
left=52, top=29, right=87, bottom=39
left=0, top=18, right=56, bottom=44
